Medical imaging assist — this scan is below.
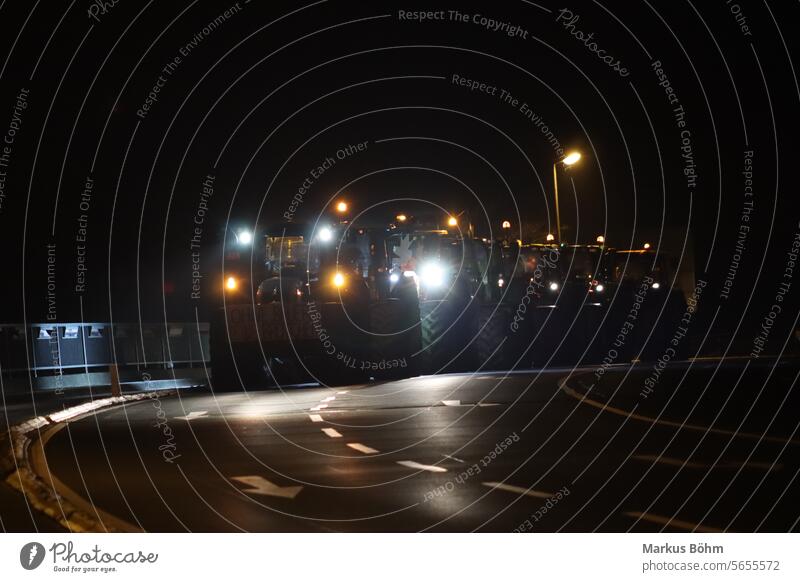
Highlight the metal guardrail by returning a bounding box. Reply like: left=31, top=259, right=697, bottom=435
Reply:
left=0, top=322, right=210, bottom=375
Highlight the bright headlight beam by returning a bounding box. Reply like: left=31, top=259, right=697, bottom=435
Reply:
left=420, top=262, right=446, bottom=287
left=237, top=230, right=253, bottom=245
left=318, top=227, right=333, bottom=242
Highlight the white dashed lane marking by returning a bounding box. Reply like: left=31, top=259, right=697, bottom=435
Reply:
left=310, top=404, right=328, bottom=411
left=397, top=460, right=447, bottom=473
left=347, top=443, right=379, bottom=454
left=321, top=428, right=343, bottom=438
left=175, top=411, right=208, bottom=421
left=308, top=414, right=324, bottom=423
left=482, top=482, right=553, bottom=499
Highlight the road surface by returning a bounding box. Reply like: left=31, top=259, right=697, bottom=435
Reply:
left=7, top=360, right=800, bottom=532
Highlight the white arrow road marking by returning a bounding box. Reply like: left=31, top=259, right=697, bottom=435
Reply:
left=442, top=400, right=461, bottom=406
left=397, top=460, right=447, bottom=473
left=347, top=443, right=379, bottom=454
left=308, top=414, right=324, bottom=423
left=477, top=402, right=501, bottom=407
left=482, top=482, right=553, bottom=499
left=231, top=476, right=303, bottom=499
left=310, top=404, right=328, bottom=411
left=322, top=428, right=342, bottom=438
left=175, top=411, right=208, bottom=421
left=321, top=396, right=336, bottom=402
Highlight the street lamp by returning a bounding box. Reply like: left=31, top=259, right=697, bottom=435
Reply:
left=553, top=150, right=582, bottom=243
left=501, top=220, right=511, bottom=230
left=447, top=216, right=458, bottom=227
left=336, top=200, right=348, bottom=214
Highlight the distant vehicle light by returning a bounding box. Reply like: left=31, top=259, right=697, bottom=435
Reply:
left=396, top=214, right=407, bottom=222
left=549, top=282, right=559, bottom=291
left=332, top=273, right=346, bottom=288
left=501, top=220, right=511, bottom=229
left=318, top=227, right=333, bottom=242
left=546, top=234, right=555, bottom=242
left=389, top=273, right=400, bottom=283
left=595, top=284, right=604, bottom=292
left=296, top=288, right=302, bottom=296
left=596, top=235, right=605, bottom=244
left=498, top=278, right=505, bottom=287
left=420, top=262, right=446, bottom=287
left=652, top=282, right=660, bottom=289
left=403, top=271, right=415, bottom=278
left=237, top=230, right=253, bottom=246
left=447, top=216, right=458, bottom=227
left=225, top=276, right=238, bottom=291
left=643, top=242, right=651, bottom=249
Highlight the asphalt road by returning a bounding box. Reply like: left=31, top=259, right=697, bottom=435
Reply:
left=9, top=360, right=800, bottom=532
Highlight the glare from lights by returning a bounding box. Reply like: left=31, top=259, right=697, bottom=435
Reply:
left=225, top=276, right=238, bottom=290
left=549, top=282, right=559, bottom=291
left=296, top=288, right=302, bottom=296
left=336, top=201, right=348, bottom=213
left=447, top=216, right=458, bottom=227
left=396, top=214, right=407, bottom=222
left=403, top=271, right=415, bottom=278
left=501, top=220, right=511, bottom=229
left=643, top=242, right=651, bottom=249
left=562, top=151, right=582, bottom=166
left=318, top=227, right=333, bottom=242
left=237, top=230, right=253, bottom=246
left=595, top=284, right=605, bottom=292
left=596, top=235, right=605, bottom=244
left=498, top=278, right=505, bottom=287
left=389, top=273, right=400, bottom=283
left=420, top=262, right=446, bottom=287
left=652, top=282, right=661, bottom=289
left=332, top=273, right=345, bottom=288
left=546, top=233, right=555, bottom=242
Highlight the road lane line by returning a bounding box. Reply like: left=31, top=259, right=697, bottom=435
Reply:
left=397, top=460, right=447, bottom=473
left=322, top=428, right=343, bottom=438
left=310, top=404, right=328, bottom=411
left=442, top=453, right=465, bottom=463
left=175, top=410, right=207, bottom=421
left=308, top=414, right=324, bottom=423
left=482, top=482, right=553, bottom=499
left=633, top=454, right=782, bottom=472
left=623, top=511, right=722, bottom=533
left=559, top=377, right=800, bottom=446
left=347, top=443, right=379, bottom=454
left=336, top=390, right=349, bottom=394
left=321, top=396, right=336, bottom=402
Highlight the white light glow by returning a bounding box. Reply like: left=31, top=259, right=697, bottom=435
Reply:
left=420, top=262, right=446, bottom=287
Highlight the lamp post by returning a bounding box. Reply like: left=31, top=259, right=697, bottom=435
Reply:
left=553, top=151, right=582, bottom=243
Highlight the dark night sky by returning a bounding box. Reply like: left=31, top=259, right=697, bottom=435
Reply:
left=0, top=0, right=798, bottom=350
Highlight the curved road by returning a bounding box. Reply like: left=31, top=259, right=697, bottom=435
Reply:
left=33, top=362, right=800, bottom=532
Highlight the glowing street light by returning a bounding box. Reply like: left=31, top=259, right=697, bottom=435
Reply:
left=336, top=200, right=348, bottom=213
left=501, top=220, right=512, bottom=229
left=225, top=276, right=238, bottom=291
left=643, top=242, right=651, bottom=249
left=546, top=233, right=555, bottom=242
left=596, top=235, right=605, bottom=244
left=236, top=229, right=253, bottom=246
left=553, top=150, right=583, bottom=243
left=396, top=214, right=407, bottom=223
left=318, top=227, right=333, bottom=242
left=332, top=272, right=346, bottom=288
left=447, top=216, right=458, bottom=227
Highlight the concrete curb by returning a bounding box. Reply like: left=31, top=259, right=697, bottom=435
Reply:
left=1, top=391, right=176, bottom=532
